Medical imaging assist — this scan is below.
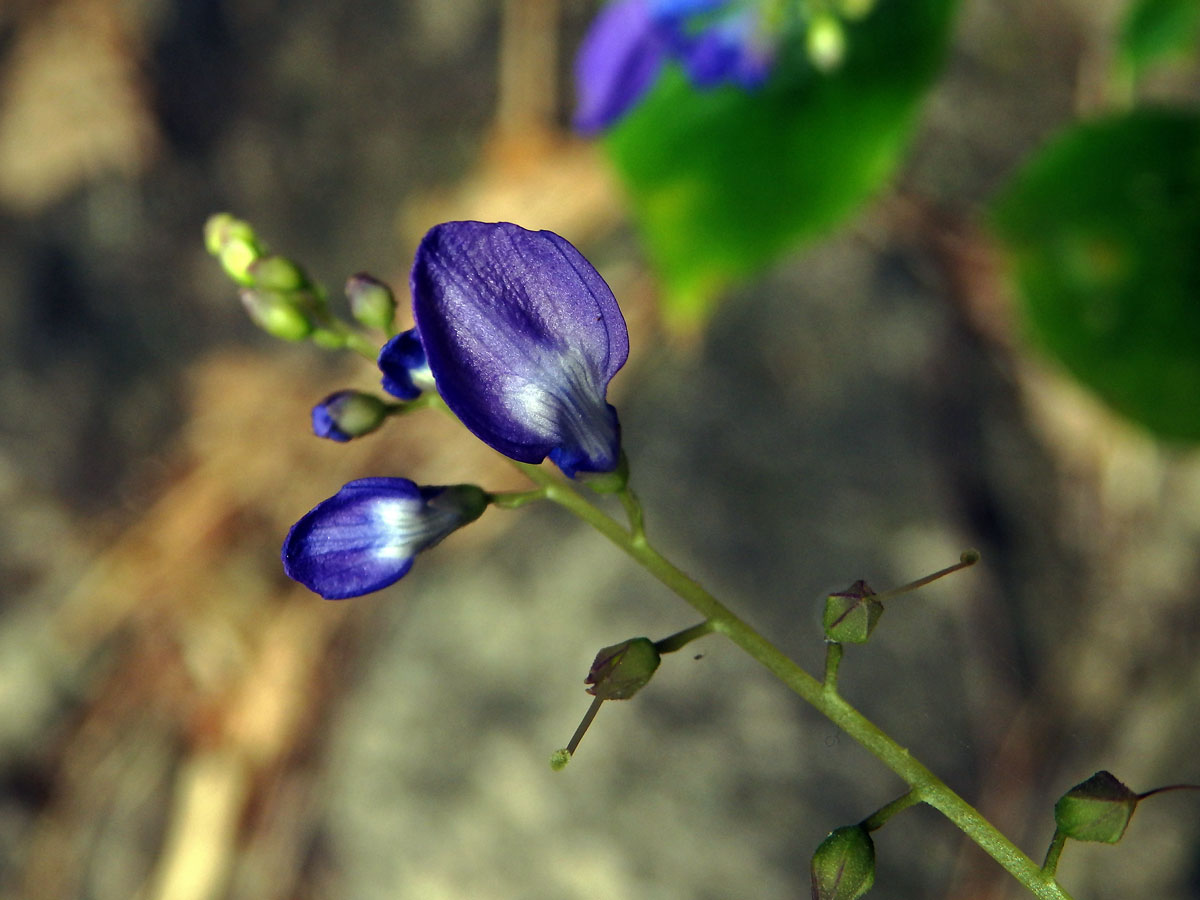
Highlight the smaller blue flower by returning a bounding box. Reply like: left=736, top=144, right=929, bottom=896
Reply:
left=574, top=0, right=670, bottom=134
left=311, top=390, right=389, bottom=442
left=675, top=9, right=772, bottom=89
left=283, top=478, right=489, bottom=599
left=377, top=329, right=433, bottom=401
left=573, top=0, right=775, bottom=133
left=411, top=221, right=629, bottom=478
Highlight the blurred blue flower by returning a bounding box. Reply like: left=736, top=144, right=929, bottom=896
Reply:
left=574, top=0, right=774, bottom=133
left=282, top=478, right=489, bottom=599
left=377, top=329, right=433, bottom=400
left=411, top=221, right=628, bottom=478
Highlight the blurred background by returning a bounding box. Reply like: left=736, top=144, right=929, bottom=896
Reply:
left=1, top=0, right=1198, bottom=898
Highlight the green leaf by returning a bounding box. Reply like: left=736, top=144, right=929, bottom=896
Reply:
left=991, top=109, right=1200, bottom=441
left=1119, top=0, right=1200, bottom=79
left=604, top=0, right=960, bottom=325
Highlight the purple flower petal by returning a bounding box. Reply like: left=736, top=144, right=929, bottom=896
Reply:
left=378, top=329, right=432, bottom=400
left=573, top=0, right=670, bottom=134
left=678, top=11, right=772, bottom=88
left=312, top=390, right=356, bottom=442
left=411, top=221, right=629, bottom=478
left=282, top=477, right=488, bottom=599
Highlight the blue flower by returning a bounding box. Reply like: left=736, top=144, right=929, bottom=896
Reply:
left=410, top=221, right=629, bottom=478
left=282, top=478, right=489, bottom=599
left=377, top=329, right=433, bottom=400
left=573, top=0, right=774, bottom=133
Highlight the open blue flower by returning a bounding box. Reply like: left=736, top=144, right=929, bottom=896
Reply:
left=410, top=221, right=629, bottom=478
left=574, top=0, right=774, bottom=133
left=282, top=478, right=489, bottom=599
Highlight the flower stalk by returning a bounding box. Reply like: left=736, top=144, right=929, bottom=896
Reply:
left=513, top=460, right=1073, bottom=900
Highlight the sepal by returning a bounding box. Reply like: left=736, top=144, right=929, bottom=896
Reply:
left=822, top=580, right=884, bottom=644
left=1054, top=771, right=1138, bottom=843
left=585, top=637, right=661, bottom=700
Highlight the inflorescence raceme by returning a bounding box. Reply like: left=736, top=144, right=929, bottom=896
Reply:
left=205, top=213, right=1194, bottom=900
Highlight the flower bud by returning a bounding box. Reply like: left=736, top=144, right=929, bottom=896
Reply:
left=1054, top=771, right=1138, bottom=843
left=205, top=214, right=264, bottom=285
left=283, top=479, right=490, bottom=599
left=378, top=329, right=433, bottom=400
left=239, top=288, right=315, bottom=341
left=822, top=580, right=884, bottom=644
left=248, top=254, right=309, bottom=292
left=807, top=13, right=847, bottom=73
left=834, top=0, right=876, bottom=20
left=811, top=825, right=876, bottom=900
left=346, top=272, right=397, bottom=332
left=585, top=637, right=660, bottom=700
left=312, top=390, right=390, bottom=442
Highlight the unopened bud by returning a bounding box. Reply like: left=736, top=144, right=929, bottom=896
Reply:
left=807, top=13, right=847, bottom=73
left=346, top=273, right=397, bottom=332
left=585, top=637, right=660, bottom=700
left=811, top=825, right=876, bottom=900
left=239, top=287, right=315, bottom=341
left=312, top=390, right=390, bottom=442
left=822, top=581, right=883, bottom=644
left=835, top=0, right=876, bottom=20
left=248, top=254, right=309, bottom=292
left=1054, top=771, right=1138, bottom=843
left=205, top=214, right=264, bottom=285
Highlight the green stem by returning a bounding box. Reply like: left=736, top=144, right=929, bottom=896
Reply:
left=862, top=789, right=922, bottom=831
left=823, top=642, right=844, bottom=693
left=513, top=461, right=1071, bottom=900
left=566, top=695, right=606, bottom=756
left=489, top=488, right=548, bottom=510
left=654, top=620, right=715, bottom=654
left=1041, top=829, right=1068, bottom=877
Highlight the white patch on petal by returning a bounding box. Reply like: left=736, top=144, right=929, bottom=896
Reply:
left=504, top=349, right=616, bottom=468
left=372, top=498, right=424, bottom=557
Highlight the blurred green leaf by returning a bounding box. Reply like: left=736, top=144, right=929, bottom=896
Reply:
left=992, top=108, right=1200, bottom=441
left=604, top=0, right=960, bottom=325
left=1119, top=0, right=1200, bottom=79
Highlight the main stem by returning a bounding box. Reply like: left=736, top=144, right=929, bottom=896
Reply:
left=517, top=462, right=1070, bottom=900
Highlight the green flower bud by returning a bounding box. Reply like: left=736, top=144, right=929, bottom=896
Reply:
left=585, top=637, right=660, bottom=700
left=807, top=13, right=847, bottom=73
left=248, top=254, right=309, bottom=292
left=1054, top=771, right=1138, bottom=843
left=205, top=214, right=264, bottom=285
left=239, top=287, right=315, bottom=341
left=822, top=580, right=884, bottom=644
left=811, top=825, right=876, bottom=900
left=345, top=273, right=397, bottom=332
left=834, top=0, right=876, bottom=20
left=203, top=213, right=256, bottom=255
